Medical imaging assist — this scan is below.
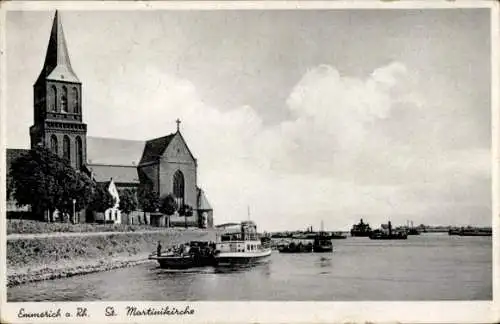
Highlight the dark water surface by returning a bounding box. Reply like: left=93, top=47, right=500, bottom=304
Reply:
left=8, top=234, right=492, bottom=301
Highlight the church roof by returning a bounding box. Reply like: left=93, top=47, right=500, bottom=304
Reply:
left=86, top=136, right=145, bottom=166
left=197, top=188, right=212, bottom=210
left=139, top=134, right=175, bottom=165
left=36, top=11, right=80, bottom=84
left=86, top=164, right=140, bottom=184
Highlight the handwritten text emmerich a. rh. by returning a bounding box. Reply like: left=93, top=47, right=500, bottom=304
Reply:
left=18, top=308, right=62, bottom=318
left=125, top=305, right=195, bottom=316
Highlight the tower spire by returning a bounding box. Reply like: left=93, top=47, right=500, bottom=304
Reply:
left=36, top=10, right=80, bottom=84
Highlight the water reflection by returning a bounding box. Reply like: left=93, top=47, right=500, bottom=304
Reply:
left=315, top=256, right=332, bottom=275
left=317, top=256, right=332, bottom=267
left=214, top=261, right=271, bottom=274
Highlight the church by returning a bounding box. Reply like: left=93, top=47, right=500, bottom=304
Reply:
left=6, top=11, right=214, bottom=228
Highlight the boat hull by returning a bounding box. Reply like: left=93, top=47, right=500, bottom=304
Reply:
left=313, top=246, right=333, bottom=252
left=350, top=231, right=372, bottom=237
left=215, top=250, right=272, bottom=266
left=151, top=255, right=216, bottom=269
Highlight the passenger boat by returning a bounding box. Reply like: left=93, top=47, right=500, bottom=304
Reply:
left=149, top=241, right=216, bottom=269
left=214, top=220, right=272, bottom=266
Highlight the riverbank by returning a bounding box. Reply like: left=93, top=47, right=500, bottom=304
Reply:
left=7, top=219, right=165, bottom=235
left=7, top=228, right=216, bottom=287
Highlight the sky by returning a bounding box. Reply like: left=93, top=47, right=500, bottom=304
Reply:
left=5, top=9, right=492, bottom=231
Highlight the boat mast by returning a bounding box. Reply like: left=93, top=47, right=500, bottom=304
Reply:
left=247, top=206, right=250, bottom=221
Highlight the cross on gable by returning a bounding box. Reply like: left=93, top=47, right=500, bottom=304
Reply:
left=176, top=119, right=181, bottom=132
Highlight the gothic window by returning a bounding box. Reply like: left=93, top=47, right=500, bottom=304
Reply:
left=50, top=135, right=58, bottom=154
left=63, top=135, right=70, bottom=162
left=173, top=170, right=185, bottom=208
left=61, top=86, right=68, bottom=113
left=50, top=86, right=57, bottom=111
left=72, top=87, right=79, bottom=114
left=75, top=136, right=83, bottom=169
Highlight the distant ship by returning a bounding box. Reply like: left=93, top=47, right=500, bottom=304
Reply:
left=278, top=221, right=333, bottom=253
left=312, top=232, right=333, bottom=252
left=449, top=227, right=492, bottom=237
left=406, top=228, right=420, bottom=235
left=278, top=233, right=333, bottom=253
left=404, top=221, right=420, bottom=235
left=350, top=219, right=372, bottom=237
left=369, top=221, right=408, bottom=240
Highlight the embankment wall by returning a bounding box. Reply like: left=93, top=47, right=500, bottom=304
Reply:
left=7, top=229, right=216, bottom=287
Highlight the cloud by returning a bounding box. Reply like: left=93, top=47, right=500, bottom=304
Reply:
left=85, top=61, right=491, bottom=230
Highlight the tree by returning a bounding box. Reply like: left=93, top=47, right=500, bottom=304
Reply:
left=58, top=170, right=95, bottom=223
left=9, top=146, right=94, bottom=222
left=179, top=204, right=194, bottom=228
left=119, top=188, right=138, bottom=215
left=88, top=182, right=114, bottom=214
left=159, top=194, right=177, bottom=217
left=138, top=188, right=161, bottom=225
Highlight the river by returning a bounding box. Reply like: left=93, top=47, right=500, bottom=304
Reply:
left=8, top=233, right=491, bottom=301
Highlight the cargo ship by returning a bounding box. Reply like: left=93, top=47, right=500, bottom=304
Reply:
left=350, top=219, right=372, bottom=237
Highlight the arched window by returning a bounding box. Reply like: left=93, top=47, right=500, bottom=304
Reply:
left=75, top=136, right=83, bottom=169
left=63, top=135, right=71, bottom=162
left=50, top=135, right=58, bottom=154
left=72, top=87, right=79, bottom=114
left=61, top=86, right=68, bottom=113
left=50, top=86, right=57, bottom=112
left=173, top=170, right=185, bottom=208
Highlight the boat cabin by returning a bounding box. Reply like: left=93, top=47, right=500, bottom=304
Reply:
left=217, top=221, right=262, bottom=253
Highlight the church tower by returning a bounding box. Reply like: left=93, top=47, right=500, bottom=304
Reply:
left=30, top=11, right=87, bottom=170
